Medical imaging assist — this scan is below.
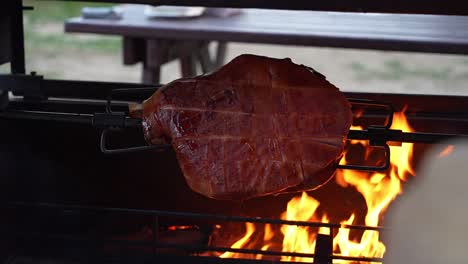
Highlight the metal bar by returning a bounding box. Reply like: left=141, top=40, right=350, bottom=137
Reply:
left=0, top=91, right=8, bottom=110
left=99, top=129, right=170, bottom=154
left=6, top=231, right=383, bottom=262
left=1, top=103, right=467, bottom=159
left=134, top=255, right=312, bottom=264
left=337, top=144, right=390, bottom=171
left=3, top=78, right=468, bottom=117
left=113, top=255, right=317, bottom=264
left=0, top=109, right=143, bottom=128
left=347, top=129, right=468, bottom=144
left=110, top=87, right=160, bottom=95
left=4, top=202, right=386, bottom=231
left=107, top=87, right=160, bottom=113
left=5, top=202, right=385, bottom=263
left=400, top=131, right=468, bottom=143
left=348, top=98, right=394, bottom=128
left=2, top=89, right=468, bottom=157
left=4, top=79, right=468, bottom=121
left=313, top=234, right=332, bottom=264
left=153, top=215, right=159, bottom=257
left=7, top=231, right=311, bottom=257
left=332, top=254, right=384, bottom=262
left=159, top=243, right=316, bottom=259
left=9, top=79, right=160, bottom=100
left=0, top=110, right=93, bottom=124
left=9, top=0, right=25, bottom=74
left=2, top=104, right=467, bottom=144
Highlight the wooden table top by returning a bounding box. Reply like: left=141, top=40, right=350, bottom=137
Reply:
left=65, top=5, right=468, bottom=55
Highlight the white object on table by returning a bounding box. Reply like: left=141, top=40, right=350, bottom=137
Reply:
left=144, top=5, right=206, bottom=19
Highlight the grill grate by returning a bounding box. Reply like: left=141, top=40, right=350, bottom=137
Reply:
left=3, top=202, right=384, bottom=264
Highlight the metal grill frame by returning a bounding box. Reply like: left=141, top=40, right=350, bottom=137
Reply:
left=3, top=202, right=385, bottom=264
left=3, top=2, right=468, bottom=264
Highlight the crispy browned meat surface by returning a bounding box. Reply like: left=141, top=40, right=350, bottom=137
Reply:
left=131, top=54, right=352, bottom=200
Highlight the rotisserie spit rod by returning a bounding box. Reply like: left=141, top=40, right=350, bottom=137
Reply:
left=0, top=109, right=466, bottom=145
left=347, top=126, right=468, bottom=145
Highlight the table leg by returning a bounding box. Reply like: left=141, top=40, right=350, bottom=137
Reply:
left=197, top=41, right=228, bottom=73
left=122, top=37, right=145, bottom=65
left=122, top=37, right=161, bottom=84
left=198, top=44, right=214, bottom=73
left=215, top=41, right=227, bottom=68
left=180, top=54, right=197, bottom=78
left=126, top=38, right=221, bottom=82
left=142, top=62, right=161, bottom=84
left=142, top=39, right=171, bottom=84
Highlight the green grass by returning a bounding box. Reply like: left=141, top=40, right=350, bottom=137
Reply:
left=23, top=0, right=120, bottom=54
left=349, top=59, right=463, bottom=81
left=24, top=27, right=121, bottom=53
left=25, top=0, right=113, bottom=23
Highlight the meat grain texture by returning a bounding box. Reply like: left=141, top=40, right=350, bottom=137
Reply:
left=131, top=54, right=353, bottom=200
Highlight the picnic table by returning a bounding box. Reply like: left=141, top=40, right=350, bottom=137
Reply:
left=65, top=5, right=468, bottom=84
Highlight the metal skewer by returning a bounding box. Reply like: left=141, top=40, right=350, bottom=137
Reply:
left=1, top=93, right=467, bottom=170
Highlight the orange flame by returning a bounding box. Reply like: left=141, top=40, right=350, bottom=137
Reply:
left=280, top=192, right=329, bottom=262
left=219, top=222, right=256, bottom=259
left=217, top=109, right=417, bottom=262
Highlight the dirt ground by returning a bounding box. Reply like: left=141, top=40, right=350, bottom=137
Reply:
left=21, top=41, right=468, bottom=96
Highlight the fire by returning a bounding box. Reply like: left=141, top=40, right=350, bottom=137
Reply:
left=219, top=222, right=256, bottom=259
left=217, top=110, right=417, bottom=262
left=332, top=111, right=415, bottom=260
left=280, top=192, right=329, bottom=262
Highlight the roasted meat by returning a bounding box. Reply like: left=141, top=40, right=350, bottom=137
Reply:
left=130, top=54, right=353, bottom=200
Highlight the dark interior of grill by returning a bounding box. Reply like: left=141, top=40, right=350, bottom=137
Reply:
left=2, top=1, right=468, bottom=264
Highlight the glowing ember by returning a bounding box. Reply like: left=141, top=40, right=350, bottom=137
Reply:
left=216, top=109, right=417, bottom=262
left=167, top=225, right=197, bottom=231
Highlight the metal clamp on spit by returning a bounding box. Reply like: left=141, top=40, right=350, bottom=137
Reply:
left=98, top=87, right=171, bottom=154
left=100, top=90, right=467, bottom=172
left=0, top=82, right=467, bottom=171
left=337, top=98, right=394, bottom=171
left=338, top=98, right=468, bottom=171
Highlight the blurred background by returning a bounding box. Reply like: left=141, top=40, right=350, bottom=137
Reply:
left=3, top=0, right=468, bottom=95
